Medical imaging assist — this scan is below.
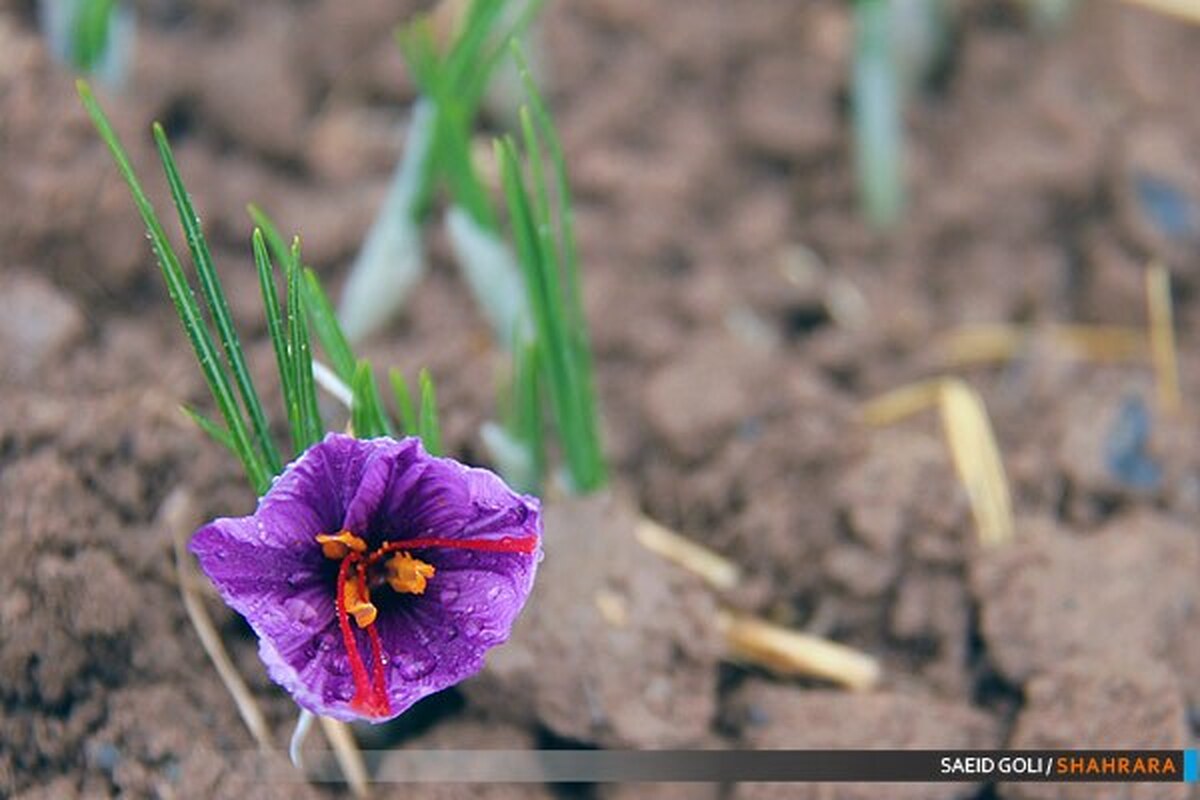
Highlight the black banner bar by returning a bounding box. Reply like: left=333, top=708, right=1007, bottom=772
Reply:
left=268, top=749, right=1194, bottom=783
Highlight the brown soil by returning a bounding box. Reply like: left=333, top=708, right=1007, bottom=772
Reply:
left=3, top=0, right=1200, bottom=798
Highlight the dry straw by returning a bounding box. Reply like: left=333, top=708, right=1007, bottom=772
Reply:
left=863, top=378, right=1015, bottom=547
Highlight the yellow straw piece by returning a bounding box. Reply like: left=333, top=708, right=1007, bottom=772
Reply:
left=860, top=379, right=943, bottom=427
left=1119, top=0, right=1200, bottom=25
left=1052, top=325, right=1148, bottom=362
left=937, top=324, right=1146, bottom=367
left=937, top=380, right=1014, bottom=547
left=634, top=516, right=741, bottom=592
left=937, top=324, right=1026, bottom=366
left=863, top=378, right=1014, bottom=547
left=1146, top=262, right=1182, bottom=414
left=318, top=717, right=370, bottom=799
left=166, top=490, right=274, bottom=752
left=717, top=611, right=881, bottom=691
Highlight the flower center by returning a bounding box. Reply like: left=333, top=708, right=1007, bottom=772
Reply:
left=315, top=529, right=538, bottom=718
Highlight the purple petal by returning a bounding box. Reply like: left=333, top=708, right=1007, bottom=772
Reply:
left=341, top=437, right=427, bottom=543
left=255, top=432, right=379, bottom=546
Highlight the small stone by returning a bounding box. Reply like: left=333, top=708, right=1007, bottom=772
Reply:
left=0, top=272, right=84, bottom=382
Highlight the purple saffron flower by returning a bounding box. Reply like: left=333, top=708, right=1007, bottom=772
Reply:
left=190, top=433, right=542, bottom=722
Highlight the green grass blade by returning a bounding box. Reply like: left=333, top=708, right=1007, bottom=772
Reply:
left=285, top=237, right=323, bottom=449
left=512, top=44, right=604, bottom=487
left=302, top=269, right=357, bottom=382
left=252, top=229, right=302, bottom=454
left=154, top=124, right=282, bottom=475
left=248, top=204, right=357, bottom=388
left=495, top=136, right=576, bottom=466
left=350, top=360, right=393, bottom=439
left=417, top=368, right=442, bottom=456
left=512, top=335, right=544, bottom=485
left=77, top=80, right=271, bottom=494
left=247, top=204, right=292, bottom=269
left=389, top=369, right=417, bottom=436
left=468, top=0, right=545, bottom=108
left=181, top=405, right=234, bottom=452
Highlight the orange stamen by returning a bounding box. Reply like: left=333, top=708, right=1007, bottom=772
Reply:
left=385, top=552, right=436, bottom=595
left=316, top=530, right=368, bottom=560
left=343, top=577, right=377, bottom=628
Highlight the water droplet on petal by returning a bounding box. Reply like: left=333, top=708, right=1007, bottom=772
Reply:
left=395, top=653, right=437, bottom=681
left=284, top=596, right=317, bottom=624
left=462, top=618, right=482, bottom=639
left=286, top=571, right=310, bottom=588
left=438, top=586, right=460, bottom=605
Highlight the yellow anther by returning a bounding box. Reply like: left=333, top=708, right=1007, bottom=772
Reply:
left=386, top=552, right=436, bottom=595
left=316, top=530, right=368, bottom=560
left=344, top=578, right=377, bottom=628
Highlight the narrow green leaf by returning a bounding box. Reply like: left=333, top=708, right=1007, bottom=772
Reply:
left=350, top=360, right=393, bottom=439
left=250, top=203, right=359, bottom=399
left=71, top=0, right=117, bottom=71
left=512, top=335, right=544, bottom=485
left=77, top=80, right=270, bottom=494
left=248, top=204, right=292, bottom=269
left=417, top=368, right=442, bottom=456
left=389, top=369, right=417, bottom=436
left=467, top=0, right=546, bottom=109
left=154, top=124, right=282, bottom=475
left=252, top=229, right=302, bottom=454
left=302, top=269, right=357, bottom=382
left=181, top=405, right=234, bottom=451
left=513, top=44, right=586, bottom=334
left=496, top=136, right=582, bottom=479
left=285, top=237, right=323, bottom=449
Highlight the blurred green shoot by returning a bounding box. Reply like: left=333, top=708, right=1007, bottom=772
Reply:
left=388, top=369, right=443, bottom=456
left=78, top=82, right=443, bottom=493
left=339, top=0, right=542, bottom=345
left=398, top=0, right=544, bottom=229
left=492, top=44, right=606, bottom=494
left=482, top=336, right=544, bottom=494
left=852, top=0, right=950, bottom=229
left=71, top=0, right=116, bottom=70
left=43, top=0, right=134, bottom=85
left=852, top=0, right=904, bottom=229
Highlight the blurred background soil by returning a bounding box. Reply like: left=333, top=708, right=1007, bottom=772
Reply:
left=1, top=0, right=1199, bottom=797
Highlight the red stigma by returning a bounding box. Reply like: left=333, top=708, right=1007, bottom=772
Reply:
left=335, top=554, right=391, bottom=718
left=366, top=534, right=539, bottom=567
